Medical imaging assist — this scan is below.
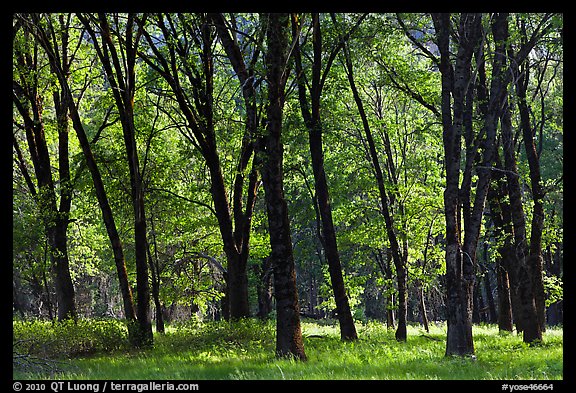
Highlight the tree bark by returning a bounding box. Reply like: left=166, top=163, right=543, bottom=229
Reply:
left=261, top=12, right=307, bottom=361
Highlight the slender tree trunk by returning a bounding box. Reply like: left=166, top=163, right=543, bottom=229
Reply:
left=496, top=258, right=514, bottom=332
left=255, top=257, right=274, bottom=319
left=418, top=284, right=430, bottom=333
left=139, top=14, right=259, bottom=320
left=500, top=97, right=542, bottom=343
left=292, top=13, right=358, bottom=341
left=482, top=243, right=498, bottom=324
left=84, top=13, right=153, bottom=347
left=341, top=38, right=407, bottom=341
left=16, top=15, right=138, bottom=326
left=147, top=217, right=164, bottom=333
left=515, top=66, right=547, bottom=333
left=487, top=151, right=522, bottom=333
left=262, top=12, right=307, bottom=360
left=12, top=40, right=77, bottom=321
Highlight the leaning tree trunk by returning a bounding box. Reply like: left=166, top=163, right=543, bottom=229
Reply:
left=292, top=13, right=358, bottom=341
left=85, top=13, right=153, bottom=347
left=341, top=38, right=406, bottom=341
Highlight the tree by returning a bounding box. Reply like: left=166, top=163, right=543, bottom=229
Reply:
left=136, top=13, right=260, bottom=320
left=13, top=15, right=77, bottom=321
left=260, top=12, right=307, bottom=360
left=432, top=12, right=482, bottom=357
left=338, top=13, right=408, bottom=341
left=291, top=12, right=363, bottom=341
left=22, top=12, right=140, bottom=332
left=78, top=13, right=153, bottom=347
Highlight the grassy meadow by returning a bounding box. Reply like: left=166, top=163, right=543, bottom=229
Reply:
left=12, top=318, right=563, bottom=380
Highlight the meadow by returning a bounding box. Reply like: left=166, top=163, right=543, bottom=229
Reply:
left=13, top=318, right=563, bottom=380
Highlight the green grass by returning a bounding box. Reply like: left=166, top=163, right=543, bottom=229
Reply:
left=13, top=318, right=563, bottom=380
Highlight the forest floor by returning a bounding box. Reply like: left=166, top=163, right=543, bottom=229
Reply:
left=13, top=318, right=563, bottom=381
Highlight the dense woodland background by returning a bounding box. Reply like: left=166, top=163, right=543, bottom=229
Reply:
left=12, top=13, right=562, bottom=359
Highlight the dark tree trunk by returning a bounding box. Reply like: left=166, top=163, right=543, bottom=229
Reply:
left=50, top=223, right=76, bottom=321
left=418, top=285, right=430, bottom=333
left=16, top=13, right=136, bottom=325
left=341, top=35, right=406, bottom=341
left=487, top=152, right=521, bottom=333
left=82, top=13, right=153, bottom=347
left=482, top=251, right=498, bottom=324
left=292, top=13, right=358, bottom=341
left=472, top=282, right=481, bottom=324
left=255, top=257, right=274, bottom=319
left=432, top=12, right=480, bottom=357
left=500, top=97, right=542, bottom=343
left=147, top=219, right=164, bottom=334
left=484, top=270, right=498, bottom=324
left=496, top=258, right=514, bottom=332
left=12, top=31, right=77, bottom=321
left=515, top=63, right=547, bottom=333
left=139, top=14, right=260, bottom=320
left=262, top=12, right=307, bottom=361
left=68, top=95, right=137, bottom=324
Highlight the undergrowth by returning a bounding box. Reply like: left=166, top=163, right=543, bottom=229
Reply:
left=12, top=318, right=563, bottom=380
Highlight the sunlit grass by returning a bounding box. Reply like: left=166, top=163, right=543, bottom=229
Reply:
left=13, top=318, right=562, bottom=380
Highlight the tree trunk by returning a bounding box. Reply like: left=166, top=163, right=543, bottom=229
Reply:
left=487, top=152, right=522, bottom=333
left=255, top=257, right=274, bottom=319
left=146, top=222, right=164, bottom=334
left=139, top=14, right=258, bottom=320
left=68, top=97, right=137, bottom=324
left=496, top=258, right=514, bottom=332
left=500, top=98, right=542, bottom=343
left=86, top=13, right=153, bottom=347
left=515, top=65, right=546, bottom=333
left=50, top=222, right=76, bottom=321
left=472, top=281, right=481, bottom=324
left=432, top=12, right=479, bottom=357
left=341, top=37, right=406, bottom=341
left=482, top=251, right=498, bottom=324
left=262, top=12, right=307, bottom=361
left=293, top=13, right=358, bottom=341
left=12, top=38, right=77, bottom=321
left=418, top=284, right=430, bottom=333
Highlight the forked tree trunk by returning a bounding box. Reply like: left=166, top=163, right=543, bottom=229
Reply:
left=12, top=32, right=77, bottom=321
left=432, top=12, right=483, bottom=357
left=80, top=13, right=154, bottom=347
